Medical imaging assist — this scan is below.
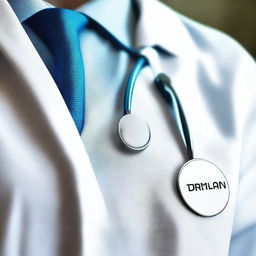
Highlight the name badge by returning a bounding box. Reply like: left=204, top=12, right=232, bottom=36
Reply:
left=177, top=159, right=230, bottom=217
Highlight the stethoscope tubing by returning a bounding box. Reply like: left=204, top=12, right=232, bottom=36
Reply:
left=81, top=12, right=193, bottom=159
left=154, top=73, right=193, bottom=159
left=124, top=57, right=148, bottom=114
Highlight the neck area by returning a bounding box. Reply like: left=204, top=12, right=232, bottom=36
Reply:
left=46, top=0, right=90, bottom=9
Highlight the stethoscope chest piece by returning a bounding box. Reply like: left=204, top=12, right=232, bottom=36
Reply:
left=177, top=158, right=230, bottom=217
left=118, top=114, right=151, bottom=151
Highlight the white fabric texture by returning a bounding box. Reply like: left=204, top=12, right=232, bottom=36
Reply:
left=0, top=0, right=256, bottom=255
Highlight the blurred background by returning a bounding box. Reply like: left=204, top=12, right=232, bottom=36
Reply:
left=161, top=0, right=256, bottom=58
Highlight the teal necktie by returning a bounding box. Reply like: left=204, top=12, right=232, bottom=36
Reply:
left=23, top=8, right=88, bottom=134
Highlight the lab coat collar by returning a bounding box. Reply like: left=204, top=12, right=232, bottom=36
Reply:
left=134, top=0, right=199, bottom=57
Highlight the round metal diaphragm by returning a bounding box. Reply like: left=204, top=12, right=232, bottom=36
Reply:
left=118, top=114, right=151, bottom=151
left=177, top=158, right=229, bottom=217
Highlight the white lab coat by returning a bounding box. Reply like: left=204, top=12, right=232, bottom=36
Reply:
left=0, top=0, right=256, bottom=255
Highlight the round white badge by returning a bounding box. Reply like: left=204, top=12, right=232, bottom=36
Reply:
left=177, top=158, right=229, bottom=217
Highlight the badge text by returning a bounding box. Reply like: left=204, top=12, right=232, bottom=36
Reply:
left=186, top=181, right=227, bottom=192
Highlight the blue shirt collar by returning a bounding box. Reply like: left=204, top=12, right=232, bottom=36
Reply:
left=7, top=0, right=198, bottom=57
left=8, top=0, right=135, bottom=47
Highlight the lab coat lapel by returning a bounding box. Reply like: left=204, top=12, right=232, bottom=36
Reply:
left=0, top=0, right=87, bottom=165
left=0, top=1, right=107, bottom=255
left=0, top=1, right=95, bottom=169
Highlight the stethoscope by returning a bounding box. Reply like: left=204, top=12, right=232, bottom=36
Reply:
left=84, top=13, right=230, bottom=217
left=118, top=47, right=193, bottom=156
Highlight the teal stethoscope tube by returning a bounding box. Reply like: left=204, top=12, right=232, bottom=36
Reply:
left=154, top=73, right=193, bottom=159
left=124, top=57, right=148, bottom=114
